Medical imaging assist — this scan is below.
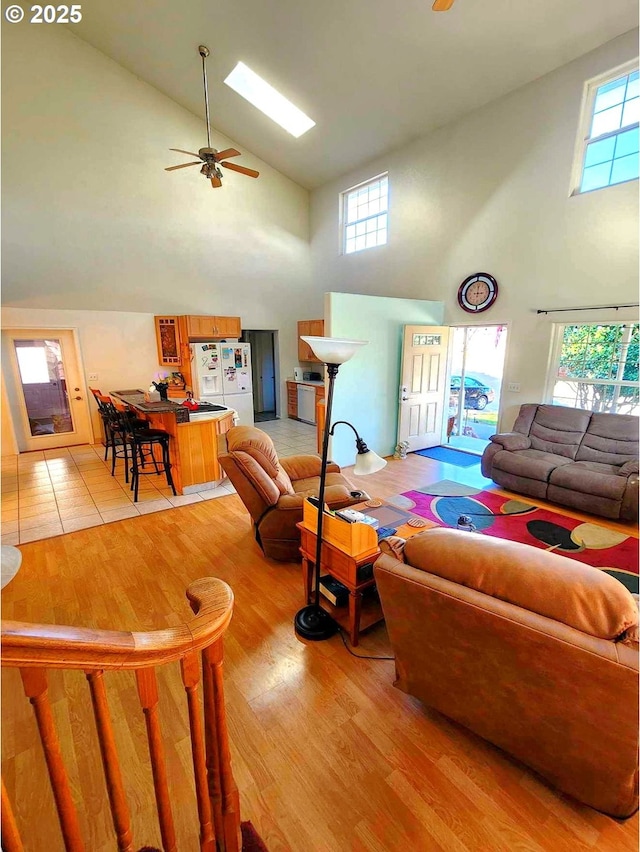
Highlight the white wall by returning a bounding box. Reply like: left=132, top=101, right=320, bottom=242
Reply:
left=311, top=30, right=639, bottom=431
left=2, top=308, right=165, bottom=445
left=1, top=23, right=318, bottom=416
left=326, top=293, right=444, bottom=467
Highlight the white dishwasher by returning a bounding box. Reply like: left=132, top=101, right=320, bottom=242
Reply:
left=297, top=384, right=316, bottom=424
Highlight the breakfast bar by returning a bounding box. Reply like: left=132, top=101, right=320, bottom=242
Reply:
left=110, top=390, right=236, bottom=494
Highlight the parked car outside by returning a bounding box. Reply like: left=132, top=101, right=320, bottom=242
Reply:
left=450, top=375, right=495, bottom=410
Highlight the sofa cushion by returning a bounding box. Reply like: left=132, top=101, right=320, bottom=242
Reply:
left=492, top=448, right=573, bottom=481
left=226, top=425, right=294, bottom=495
left=576, top=412, right=639, bottom=466
left=528, top=405, right=593, bottom=459
left=549, top=460, right=630, bottom=501
left=403, top=528, right=638, bottom=639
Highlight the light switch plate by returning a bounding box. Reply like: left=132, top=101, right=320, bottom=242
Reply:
left=507, top=382, right=521, bottom=392
left=88, top=373, right=98, bottom=382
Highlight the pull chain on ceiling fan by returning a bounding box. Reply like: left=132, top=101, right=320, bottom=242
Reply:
left=165, top=45, right=259, bottom=189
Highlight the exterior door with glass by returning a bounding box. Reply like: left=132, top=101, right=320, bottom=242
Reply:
left=397, top=325, right=450, bottom=450
left=3, top=329, right=92, bottom=451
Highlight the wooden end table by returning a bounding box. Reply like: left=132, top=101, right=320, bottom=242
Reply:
left=297, top=505, right=436, bottom=646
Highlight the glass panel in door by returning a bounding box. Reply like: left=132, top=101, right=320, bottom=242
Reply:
left=13, top=338, right=74, bottom=437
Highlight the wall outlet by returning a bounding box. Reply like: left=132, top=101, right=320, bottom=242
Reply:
left=507, top=382, right=521, bottom=392
left=88, top=373, right=99, bottom=382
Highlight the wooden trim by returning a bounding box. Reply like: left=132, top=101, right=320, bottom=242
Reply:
left=2, top=578, right=233, bottom=670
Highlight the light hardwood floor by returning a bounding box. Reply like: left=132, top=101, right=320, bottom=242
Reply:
left=2, top=452, right=637, bottom=851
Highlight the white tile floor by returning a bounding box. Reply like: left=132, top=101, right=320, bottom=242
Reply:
left=1, top=417, right=318, bottom=546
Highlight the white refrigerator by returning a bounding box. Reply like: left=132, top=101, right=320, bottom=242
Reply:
left=190, top=342, right=255, bottom=425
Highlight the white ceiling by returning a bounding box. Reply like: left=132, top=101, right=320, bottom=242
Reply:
left=74, top=0, right=638, bottom=189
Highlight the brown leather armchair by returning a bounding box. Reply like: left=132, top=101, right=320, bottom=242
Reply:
left=219, top=425, right=367, bottom=561
left=374, top=528, right=639, bottom=817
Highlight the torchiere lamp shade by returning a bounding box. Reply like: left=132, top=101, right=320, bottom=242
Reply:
left=300, top=336, right=367, bottom=365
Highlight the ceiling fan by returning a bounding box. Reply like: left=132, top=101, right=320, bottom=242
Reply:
left=165, top=45, right=259, bottom=189
left=432, top=0, right=455, bottom=9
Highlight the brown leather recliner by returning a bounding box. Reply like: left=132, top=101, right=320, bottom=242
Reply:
left=219, top=425, right=367, bottom=561
left=374, top=528, right=639, bottom=818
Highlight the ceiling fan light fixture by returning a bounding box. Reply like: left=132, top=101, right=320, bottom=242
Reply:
left=224, top=61, right=316, bottom=138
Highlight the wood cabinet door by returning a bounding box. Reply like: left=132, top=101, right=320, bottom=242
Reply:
left=297, top=321, right=311, bottom=361
left=286, top=381, right=298, bottom=417
left=155, top=316, right=182, bottom=366
left=215, top=316, right=241, bottom=338
left=186, top=316, right=212, bottom=338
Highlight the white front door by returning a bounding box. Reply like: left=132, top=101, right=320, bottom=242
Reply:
left=3, top=328, right=93, bottom=451
left=397, top=325, right=450, bottom=451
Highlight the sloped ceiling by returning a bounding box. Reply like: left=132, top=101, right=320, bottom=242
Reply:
left=73, top=0, right=638, bottom=188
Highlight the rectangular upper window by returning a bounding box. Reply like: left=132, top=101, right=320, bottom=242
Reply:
left=341, top=174, right=388, bottom=255
left=571, top=60, right=639, bottom=195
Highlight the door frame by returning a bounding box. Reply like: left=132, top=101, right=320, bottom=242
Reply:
left=446, top=321, right=510, bottom=446
left=397, top=325, right=451, bottom=451
left=2, top=327, right=93, bottom=452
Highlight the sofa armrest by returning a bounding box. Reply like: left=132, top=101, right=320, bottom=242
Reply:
left=618, top=460, right=639, bottom=476
left=490, top=432, right=531, bottom=451
left=280, top=455, right=340, bottom=480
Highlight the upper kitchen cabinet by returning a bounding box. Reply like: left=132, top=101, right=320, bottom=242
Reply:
left=154, top=316, right=183, bottom=367
left=185, top=316, right=241, bottom=340
left=297, top=320, right=324, bottom=362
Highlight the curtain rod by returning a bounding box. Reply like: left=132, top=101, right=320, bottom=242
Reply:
left=536, top=303, right=639, bottom=315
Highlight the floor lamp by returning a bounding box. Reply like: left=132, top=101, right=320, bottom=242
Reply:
left=294, top=337, right=387, bottom=642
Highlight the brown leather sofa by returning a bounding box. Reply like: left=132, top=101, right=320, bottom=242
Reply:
left=374, top=527, right=639, bottom=817
left=219, top=425, right=367, bottom=561
left=481, top=404, right=639, bottom=521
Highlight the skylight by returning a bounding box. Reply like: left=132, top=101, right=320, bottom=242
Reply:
left=224, top=62, right=315, bottom=138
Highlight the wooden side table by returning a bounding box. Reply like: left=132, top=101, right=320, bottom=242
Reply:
left=297, top=523, right=381, bottom=646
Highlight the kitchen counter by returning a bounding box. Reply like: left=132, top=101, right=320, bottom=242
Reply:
left=286, top=378, right=325, bottom=387
left=110, top=390, right=236, bottom=493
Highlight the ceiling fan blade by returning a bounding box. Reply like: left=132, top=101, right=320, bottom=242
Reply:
left=165, top=161, right=202, bottom=171
left=215, top=148, right=242, bottom=160
left=432, top=0, right=455, bottom=9
left=211, top=175, right=222, bottom=188
left=221, top=161, right=260, bottom=178
left=169, top=148, right=202, bottom=159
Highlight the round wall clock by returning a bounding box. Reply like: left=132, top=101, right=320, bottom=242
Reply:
left=457, top=273, right=499, bottom=313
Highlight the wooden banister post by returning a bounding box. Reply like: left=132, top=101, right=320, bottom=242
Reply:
left=19, top=668, right=85, bottom=851
left=1, top=777, right=24, bottom=852
left=135, top=667, right=177, bottom=852
left=86, top=671, right=134, bottom=852
left=203, top=641, right=241, bottom=852
left=181, top=651, right=216, bottom=851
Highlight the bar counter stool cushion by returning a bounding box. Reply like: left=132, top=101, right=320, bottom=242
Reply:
left=219, top=425, right=368, bottom=561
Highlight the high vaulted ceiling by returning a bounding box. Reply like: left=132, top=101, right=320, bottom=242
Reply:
left=74, top=0, right=638, bottom=189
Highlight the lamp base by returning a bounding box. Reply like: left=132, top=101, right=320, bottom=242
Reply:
left=294, top=604, right=338, bottom=641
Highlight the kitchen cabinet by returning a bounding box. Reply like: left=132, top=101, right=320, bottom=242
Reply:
left=155, top=316, right=183, bottom=367
left=287, top=381, right=324, bottom=421
left=185, top=315, right=241, bottom=340
left=287, top=381, right=298, bottom=418
left=297, top=319, right=324, bottom=362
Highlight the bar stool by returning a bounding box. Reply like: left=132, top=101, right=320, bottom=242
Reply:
left=126, top=420, right=177, bottom=503
left=98, top=396, right=147, bottom=483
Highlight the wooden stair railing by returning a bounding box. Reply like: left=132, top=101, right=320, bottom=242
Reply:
left=1, top=577, right=241, bottom=852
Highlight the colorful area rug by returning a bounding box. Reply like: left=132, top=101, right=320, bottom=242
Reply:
left=412, top=446, right=481, bottom=467
left=375, top=481, right=638, bottom=593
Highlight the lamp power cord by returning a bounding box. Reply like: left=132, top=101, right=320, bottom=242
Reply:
left=338, top=627, right=394, bottom=661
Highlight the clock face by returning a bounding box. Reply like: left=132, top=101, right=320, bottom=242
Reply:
left=457, top=273, right=498, bottom=313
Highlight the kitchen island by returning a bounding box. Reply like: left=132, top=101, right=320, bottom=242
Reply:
left=110, top=390, right=236, bottom=494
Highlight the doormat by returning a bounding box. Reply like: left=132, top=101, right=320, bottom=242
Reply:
left=401, top=482, right=639, bottom=593
left=412, top=446, right=481, bottom=467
